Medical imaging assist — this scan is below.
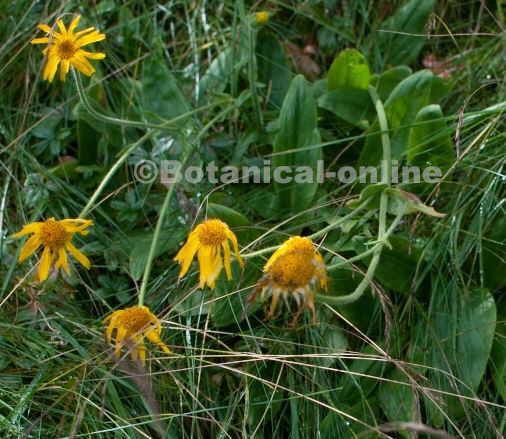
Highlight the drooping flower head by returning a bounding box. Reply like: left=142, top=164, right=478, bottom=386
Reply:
left=31, top=15, right=106, bottom=82
left=13, top=218, right=93, bottom=282
left=174, top=218, right=244, bottom=289
left=251, top=236, right=327, bottom=324
left=104, top=305, right=171, bottom=363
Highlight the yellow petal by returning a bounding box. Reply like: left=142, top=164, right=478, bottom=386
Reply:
left=66, top=242, right=91, bottom=269
left=38, top=246, right=53, bottom=282
left=43, top=52, right=60, bottom=83
left=146, top=330, right=172, bottom=354
left=68, top=15, right=81, bottom=34
left=60, top=60, right=70, bottom=81
left=18, top=235, right=41, bottom=262
left=174, top=234, right=200, bottom=278
left=74, top=26, right=95, bottom=37
left=76, top=31, right=106, bottom=48
left=80, top=50, right=106, bottom=60
left=31, top=37, right=50, bottom=45
left=12, top=222, right=41, bottom=238
left=37, top=24, right=53, bottom=33
left=69, top=55, right=95, bottom=76
left=56, top=248, right=70, bottom=274
left=222, top=240, right=232, bottom=280
left=114, top=327, right=127, bottom=358
left=226, top=229, right=244, bottom=267
left=56, top=19, right=67, bottom=35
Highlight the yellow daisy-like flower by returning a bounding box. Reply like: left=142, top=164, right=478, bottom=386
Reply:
left=31, top=15, right=106, bottom=82
left=13, top=218, right=93, bottom=282
left=174, top=218, right=244, bottom=289
left=255, top=11, right=270, bottom=25
left=104, top=305, right=172, bottom=363
left=251, top=236, right=327, bottom=324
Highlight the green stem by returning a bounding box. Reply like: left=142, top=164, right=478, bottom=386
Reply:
left=73, top=70, right=229, bottom=132
left=241, top=204, right=368, bottom=260
left=316, top=85, right=396, bottom=307
left=137, top=152, right=190, bottom=306
left=78, top=131, right=153, bottom=219
left=317, top=208, right=403, bottom=306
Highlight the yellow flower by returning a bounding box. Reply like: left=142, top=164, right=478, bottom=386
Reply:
left=255, top=11, right=270, bottom=25
left=174, top=219, right=244, bottom=289
left=251, top=236, right=327, bottom=324
left=104, top=305, right=171, bottom=363
left=13, top=218, right=93, bottom=282
left=31, top=15, right=106, bottom=82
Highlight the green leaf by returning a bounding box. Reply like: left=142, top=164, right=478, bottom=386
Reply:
left=378, top=369, right=417, bottom=437
left=327, top=48, right=371, bottom=91
left=141, top=57, right=191, bottom=125
left=407, top=104, right=454, bottom=170
left=371, top=65, right=412, bottom=101
left=379, top=0, right=436, bottom=66
left=273, top=75, right=321, bottom=215
left=359, top=70, right=450, bottom=167
left=129, top=228, right=185, bottom=280
left=207, top=203, right=250, bottom=227
left=428, top=288, right=496, bottom=417
left=318, top=87, right=373, bottom=129
left=256, top=30, right=292, bottom=108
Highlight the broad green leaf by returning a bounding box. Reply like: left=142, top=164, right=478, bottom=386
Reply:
left=378, top=369, right=417, bottom=438
left=207, top=202, right=250, bottom=227
left=379, top=0, right=436, bottom=66
left=142, top=57, right=191, bottom=125
left=327, top=48, right=371, bottom=91
left=371, top=65, right=412, bottom=101
left=428, top=288, right=496, bottom=417
left=359, top=70, right=450, bottom=167
left=318, top=87, right=373, bottom=129
left=273, top=75, right=321, bottom=215
left=407, top=104, right=454, bottom=170
left=256, top=30, right=292, bottom=108
left=129, top=229, right=185, bottom=280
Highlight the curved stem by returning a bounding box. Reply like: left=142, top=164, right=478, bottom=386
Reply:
left=73, top=70, right=230, bottom=131
left=316, top=85, right=397, bottom=307
left=317, top=208, right=403, bottom=306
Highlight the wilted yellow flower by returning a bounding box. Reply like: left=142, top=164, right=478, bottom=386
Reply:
left=13, top=218, right=93, bottom=282
left=255, top=11, right=270, bottom=25
left=251, top=236, right=327, bottom=324
left=174, top=219, right=244, bottom=289
left=31, top=15, right=106, bottom=82
left=104, top=305, right=171, bottom=363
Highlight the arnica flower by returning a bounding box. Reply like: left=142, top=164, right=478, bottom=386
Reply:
left=252, top=236, right=327, bottom=324
left=255, top=11, right=270, bottom=25
left=174, top=219, right=244, bottom=289
left=13, top=218, right=93, bottom=282
left=104, top=305, right=172, bottom=363
left=31, top=15, right=106, bottom=82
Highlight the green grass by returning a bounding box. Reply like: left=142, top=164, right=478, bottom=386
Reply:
left=0, top=0, right=505, bottom=438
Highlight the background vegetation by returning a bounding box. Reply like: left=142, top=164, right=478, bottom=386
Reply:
left=0, top=0, right=505, bottom=437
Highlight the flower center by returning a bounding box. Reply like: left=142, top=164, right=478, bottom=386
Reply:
left=120, top=307, right=155, bottom=333
left=197, top=219, right=228, bottom=246
left=57, top=40, right=78, bottom=60
left=40, top=219, right=69, bottom=249
left=268, top=250, right=316, bottom=289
